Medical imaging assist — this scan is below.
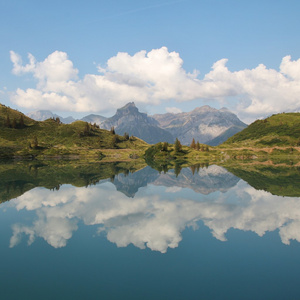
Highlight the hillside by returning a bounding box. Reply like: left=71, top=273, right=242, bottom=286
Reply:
left=0, top=104, right=148, bottom=159
left=222, top=112, right=300, bottom=147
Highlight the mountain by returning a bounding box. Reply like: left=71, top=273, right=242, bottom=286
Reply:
left=223, top=112, right=300, bottom=147
left=152, top=106, right=247, bottom=146
left=101, top=102, right=174, bottom=144
left=26, top=104, right=246, bottom=145
left=81, top=114, right=107, bottom=124
left=27, top=110, right=76, bottom=124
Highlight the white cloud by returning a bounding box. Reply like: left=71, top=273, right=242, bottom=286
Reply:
left=9, top=48, right=300, bottom=121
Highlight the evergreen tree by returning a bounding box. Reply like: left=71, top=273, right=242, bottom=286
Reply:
left=111, top=135, right=117, bottom=148
left=19, top=115, right=25, bottom=128
left=12, top=118, right=17, bottom=129
left=162, top=142, right=168, bottom=151
left=174, top=163, right=182, bottom=177
left=190, top=138, right=196, bottom=149
left=84, top=122, right=90, bottom=136
left=190, top=165, right=196, bottom=175
left=162, top=164, right=168, bottom=174
left=174, top=138, right=182, bottom=153
left=196, top=141, right=200, bottom=151
left=110, top=126, right=115, bottom=134
left=5, top=115, right=11, bottom=128
left=156, top=143, right=162, bottom=151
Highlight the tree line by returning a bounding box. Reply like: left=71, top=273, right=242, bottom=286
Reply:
left=5, top=115, right=25, bottom=129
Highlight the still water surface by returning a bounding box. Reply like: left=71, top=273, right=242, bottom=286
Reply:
left=0, top=163, right=300, bottom=299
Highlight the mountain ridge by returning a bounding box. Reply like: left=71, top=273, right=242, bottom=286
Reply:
left=27, top=103, right=246, bottom=145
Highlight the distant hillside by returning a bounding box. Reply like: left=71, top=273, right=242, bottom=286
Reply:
left=0, top=103, right=148, bottom=159
left=223, top=112, right=300, bottom=147
left=152, top=106, right=247, bottom=146
left=101, top=102, right=174, bottom=144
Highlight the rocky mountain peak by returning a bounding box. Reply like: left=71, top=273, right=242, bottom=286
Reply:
left=191, top=105, right=216, bottom=114
left=101, top=102, right=174, bottom=144
left=116, top=102, right=138, bottom=115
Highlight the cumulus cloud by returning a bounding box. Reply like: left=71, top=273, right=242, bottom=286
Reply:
left=9, top=48, right=300, bottom=120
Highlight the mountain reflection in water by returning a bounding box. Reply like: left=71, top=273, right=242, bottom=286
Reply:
left=3, top=163, right=300, bottom=253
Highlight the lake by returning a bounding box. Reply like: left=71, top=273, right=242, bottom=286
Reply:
left=0, top=161, right=300, bottom=299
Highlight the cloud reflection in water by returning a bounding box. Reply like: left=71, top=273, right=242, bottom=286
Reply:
left=8, top=166, right=300, bottom=253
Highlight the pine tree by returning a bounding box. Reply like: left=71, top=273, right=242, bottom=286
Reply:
left=111, top=135, right=117, bottom=148
left=162, top=142, right=168, bottom=151
left=196, top=141, right=200, bottom=151
left=190, top=165, right=196, bottom=175
left=110, top=126, right=115, bottom=134
left=19, top=115, right=25, bottom=128
left=174, top=163, right=182, bottom=177
left=174, top=138, right=182, bottom=153
left=5, top=115, right=11, bottom=128
left=190, top=138, right=196, bottom=149
left=84, top=122, right=90, bottom=136
left=12, top=118, right=17, bottom=129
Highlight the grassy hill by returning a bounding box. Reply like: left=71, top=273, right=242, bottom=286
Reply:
left=221, top=112, right=300, bottom=147
left=0, top=104, right=148, bottom=159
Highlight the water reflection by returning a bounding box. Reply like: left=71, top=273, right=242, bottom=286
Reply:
left=3, top=164, right=300, bottom=253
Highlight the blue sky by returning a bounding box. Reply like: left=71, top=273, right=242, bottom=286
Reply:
left=1, top=0, right=300, bottom=122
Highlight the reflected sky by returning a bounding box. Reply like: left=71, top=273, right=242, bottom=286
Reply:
left=2, top=165, right=300, bottom=253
